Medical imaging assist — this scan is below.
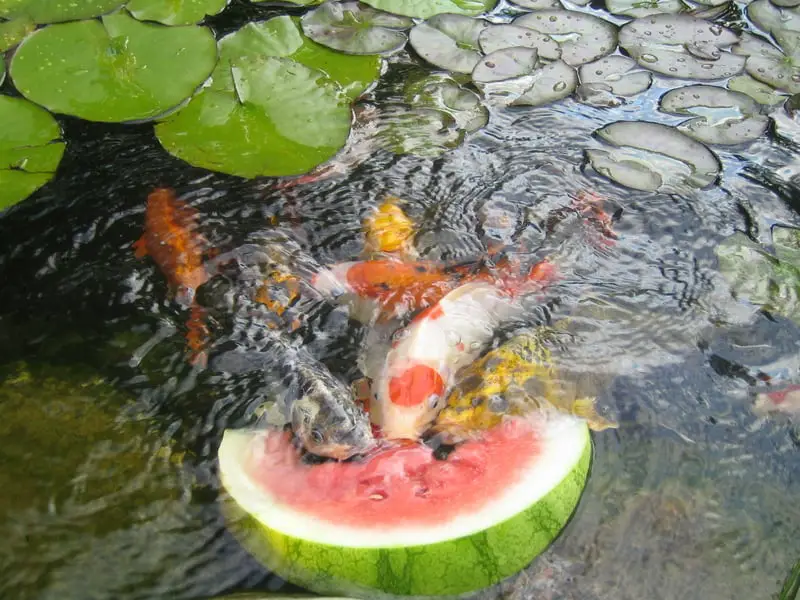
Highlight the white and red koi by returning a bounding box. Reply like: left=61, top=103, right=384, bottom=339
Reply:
left=369, top=261, right=558, bottom=440
left=754, top=383, right=800, bottom=419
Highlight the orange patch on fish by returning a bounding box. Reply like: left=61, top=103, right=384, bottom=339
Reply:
left=388, top=365, right=445, bottom=407
left=415, top=303, right=445, bottom=322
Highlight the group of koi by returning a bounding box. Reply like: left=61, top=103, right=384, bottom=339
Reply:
left=134, top=187, right=622, bottom=460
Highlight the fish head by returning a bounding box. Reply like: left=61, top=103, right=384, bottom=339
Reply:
left=433, top=367, right=510, bottom=443
left=374, top=362, right=448, bottom=440
left=290, top=392, right=376, bottom=460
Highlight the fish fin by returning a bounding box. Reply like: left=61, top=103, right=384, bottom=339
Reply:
left=572, top=397, right=619, bottom=431
left=133, top=236, right=148, bottom=258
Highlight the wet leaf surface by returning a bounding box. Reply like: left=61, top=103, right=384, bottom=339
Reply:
left=361, top=0, right=497, bottom=19
left=126, top=0, right=230, bottom=26
left=301, top=1, right=412, bottom=55
left=511, top=59, right=577, bottom=106
left=472, top=47, right=539, bottom=84
left=728, top=74, right=789, bottom=106
left=578, top=55, right=652, bottom=99
left=409, top=13, right=487, bottom=73
left=376, top=105, right=465, bottom=157
left=606, top=0, right=683, bottom=18
left=404, top=73, right=488, bottom=132
left=10, top=12, right=217, bottom=122
left=0, top=0, right=125, bottom=24
left=479, top=23, right=561, bottom=61
left=0, top=16, right=33, bottom=51
left=0, top=95, right=64, bottom=209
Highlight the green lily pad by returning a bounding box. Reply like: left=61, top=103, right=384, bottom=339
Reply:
left=377, top=105, right=465, bottom=157
left=748, top=0, right=800, bottom=40
left=216, top=16, right=381, bottom=100
left=514, top=10, right=617, bottom=67
left=745, top=54, right=800, bottom=95
left=301, top=2, right=412, bottom=55
left=0, top=94, right=65, bottom=210
left=772, top=225, right=800, bottom=266
left=0, top=0, right=125, bottom=24
left=10, top=11, right=217, bottom=122
left=404, top=73, right=488, bottom=132
left=156, top=56, right=352, bottom=178
left=409, top=13, right=487, bottom=74
left=510, top=0, right=562, bottom=8
left=0, top=16, right=34, bottom=51
left=472, top=47, right=539, bottom=84
left=478, top=24, right=560, bottom=61
left=578, top=55, right=652, bottom=96
left=126, top=0, right=229, bottom=26
left=728, top=74, right=789, bottom=106
left=361, top=0, right=497, bottom=19
left=659, top=84, right=769, bottom=145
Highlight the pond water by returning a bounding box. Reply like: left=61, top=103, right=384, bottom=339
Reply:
left=1, top=1, right=800, bottom=599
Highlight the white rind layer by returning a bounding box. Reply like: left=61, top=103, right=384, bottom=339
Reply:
left=218, top=414, right=590, bottom=549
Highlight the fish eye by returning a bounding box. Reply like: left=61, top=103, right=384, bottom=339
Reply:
left=310, top=429, right=324, bottom=444
left=428, top=394, right=441, bottom=409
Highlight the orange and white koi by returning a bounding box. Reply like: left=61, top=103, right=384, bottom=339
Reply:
left=754, top=383, right=800, bottom=419
left=133, top=188, right=212, bottom=367
left=369, top=261, right=558, bottom=440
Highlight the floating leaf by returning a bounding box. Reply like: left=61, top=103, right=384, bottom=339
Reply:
left=409, top=14, right=487, bottom=73
left=472, top=47, right=539, bottom=84
left=509, top=0, right=562, bottom=8
left=773, top=225, right=800, bottom=265
left=301, top=2, right=412, bottom=55
left=747, top=0, right=800, bottom=40
left=606, top=0, right=683, bottom=18
left=745, top=54, right=800, bottom=94
left=514, top=10, right=617, bottom=67
left=619, top=15, right=744, bottom=80
left=404, top=73, right=488, bottom=132
left=478, top=24, right=560, bottom=60
left=659, top=84, right=769, bottom=145
left=361, top=0, right=497, bottom=19
left=156, top=56, right=352, bottom=178
left=732, top=31, right=785, bottom=60
left=578, top=55, right=652, bottom=96
left=0, top=58, right=4, bottom=86
left=0, top=95, right=65, bottom=210
left=377, top=105, right=464, bottom=157
left=126, top=0, right=229, bottom=26
left=217, top=16, right=380, bottom=100
left=588, top=121, right=720, bottom=191
left=0, top=16, right=34, bottom=51
left=511, top=59, right=577, bottom=106
left=728, top=74, right=789, bottom=105
left=10, top=12, right=217, bottom=122
left=0, top=0, right=125, bottom=24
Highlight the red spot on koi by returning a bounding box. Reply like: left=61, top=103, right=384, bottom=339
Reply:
left=388, top=365, right=445, bottom=407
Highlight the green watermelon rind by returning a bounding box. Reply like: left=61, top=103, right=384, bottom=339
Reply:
left=218, top=421, right=591, bottom=599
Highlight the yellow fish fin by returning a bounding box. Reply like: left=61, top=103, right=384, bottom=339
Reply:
left=572, top=397, right=619, bottom=431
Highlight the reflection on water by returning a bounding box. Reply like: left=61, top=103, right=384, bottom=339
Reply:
left=2, top=5, right=800, bottom=600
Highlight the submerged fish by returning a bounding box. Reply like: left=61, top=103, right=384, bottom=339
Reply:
left=433, top=329, right=618, bottom=443
left=362, top=196, right=417, bottom=259
left=754, top=383, right=800, bottom=420
left=370, top=266, right=558, bottom=440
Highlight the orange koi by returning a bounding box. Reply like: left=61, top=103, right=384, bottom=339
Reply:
left=362, top=196, right=417, bottom=259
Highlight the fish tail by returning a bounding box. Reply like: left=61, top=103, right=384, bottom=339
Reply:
left=185, top=303, right=210, bottom=368
left=572, top=397, right=618, bottom=431
left=132, top=236, right=148, bottom=258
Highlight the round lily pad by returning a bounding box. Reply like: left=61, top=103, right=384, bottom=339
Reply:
left=747, top=0, right=800, bottom=37
left=216, top=16, right=381, bottom=100
left=0, top=16, right=34, bottom=51
left=0, top=95, right=65, bottom=210
left=126, top=0, right=229, bottom=26
left=659, top=84, right=769, bottom=145
left=745, top=54, right=800, bottom=95
left=732, top=31, right=785, bottom=60
left=510, top=0, right=562, bottom=8
left=478, top=24, right=560, bottom=61
left=579, top=55, right=652, bottom=96
left=361, top=0, right=497, bottom=19
left=728, top=74, right=789, bottom=106
left=0, top=0, right=125, bottom=24
left=301, top=2, right=412, bottom=55
left=514, top=10, right=617, bottom=67
left=404, top=73, right=488, bottom=132
left=409, top=14, right=487, bottom=74
left=155, top=56, right=352, bottom=178
left=588, top=121, right=720, bottom=191
left=10, top=12, right=217, bottom=122
left=472, top=47, right=539, bottom=84
left=377, top=105, right=464, bottom=157
left=606, top=0, right=683, bottom=18
left=619, top=15, right=744, bottom=80
left=512, top=59, right=577, bottom=106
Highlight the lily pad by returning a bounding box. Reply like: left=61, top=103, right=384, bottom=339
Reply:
left=748, top=0, right=800, bottom=39
left=301, top=2, right=412, bottom=55
left=659, top=84, right=769, bottom=145
left=0, top=16, right=34, bottom=51
left=361, top=0, right=497, bottom=19
left=126, top=0, right=229, bottom=26
left=10, top=12, right=217, bottom=122
left=511, top=59, right=577, bottom=106
left=606, top=0, right=684, bottom=18
left=772, top=225, right=800, bottom=265
left=0, top=95, right=65, bottom=210
left=588, top=121, right=720, bottom=191
left=404, top=73, right=488, bottom=132
left=472, top=47, right=539, bottom=84
left=619, top=15, right=744, bottom=80
left=514, top=10, right=617, bottom=67
left=0, top=58, right=4, bottom=86
left=216, top=16, right=381, bottom=100
left=509, top=0, right=562, bottom=8
left=728, top=74, right=789, bottom=106
left=377, top=105, right=465, bottom=157
left=745, top=54, right=800, bottom=95
left=409, top=14, right=487, bottom=74
left=478, top=24, right=560, bottom=60
left=578, top=55, right=652, bottom=96
left=156, top=56, right=352, bottom=178
left=732, top=31, right=785, bottom=60
left=0, top=0, right=125, bottom=24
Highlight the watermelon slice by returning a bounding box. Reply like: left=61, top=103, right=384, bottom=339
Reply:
left=218, top=415, right=591, bottom=598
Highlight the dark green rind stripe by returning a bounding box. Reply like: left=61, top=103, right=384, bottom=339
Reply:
left=222, top=429, right=591, bottom=599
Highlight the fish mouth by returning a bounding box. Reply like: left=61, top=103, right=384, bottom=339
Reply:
left=311, top=439, right=377, bottom=461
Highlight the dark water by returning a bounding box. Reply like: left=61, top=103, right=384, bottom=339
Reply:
left=2, top=2, right=800, bottom=600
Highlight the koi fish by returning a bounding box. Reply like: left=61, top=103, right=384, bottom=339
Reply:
left=133, top=188, right=212, bottom=367
left=753, top=383, right=800, bottom=420
left=362, top=196, right=417, bottom=259
left=370, top=265, right=558, bottom=440
left=432, top=329, right=618, bottom=443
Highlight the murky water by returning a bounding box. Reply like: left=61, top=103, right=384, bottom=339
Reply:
left=2, top=2, right=800, bottom=600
